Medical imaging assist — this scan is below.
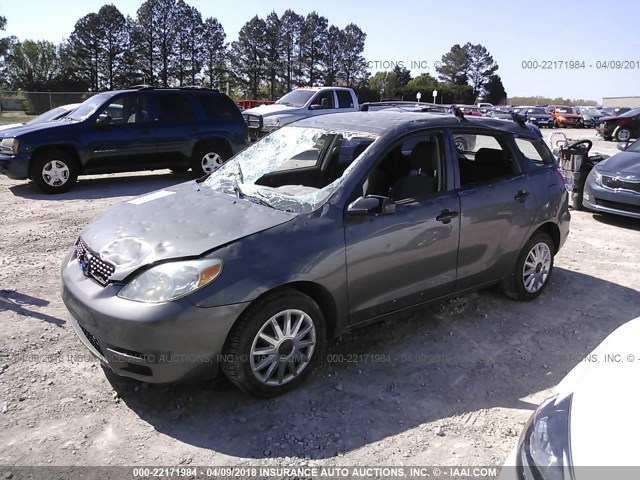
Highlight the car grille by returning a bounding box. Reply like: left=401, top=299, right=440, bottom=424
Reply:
left=80, top=326, right=104, bottom=356
left=596, top=198, right=640, bottom=214
left=75, top=238, right=115, bottom=285
left=602, top=175, right=640, bottom=194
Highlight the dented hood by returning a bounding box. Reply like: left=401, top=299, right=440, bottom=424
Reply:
left=80, top=182, right=296, bottom=281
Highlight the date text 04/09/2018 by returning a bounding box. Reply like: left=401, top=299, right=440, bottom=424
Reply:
left=521, top=60, right=640, bottom=69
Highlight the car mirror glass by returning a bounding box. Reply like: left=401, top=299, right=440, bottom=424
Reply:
left=96, top=113, right=112, bottom=126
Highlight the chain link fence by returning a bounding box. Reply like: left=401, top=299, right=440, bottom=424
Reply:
left=0, top=91, right=98, bottom=115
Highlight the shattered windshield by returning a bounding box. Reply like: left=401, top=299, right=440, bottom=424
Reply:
left=203, top=126, right=378, bottom=213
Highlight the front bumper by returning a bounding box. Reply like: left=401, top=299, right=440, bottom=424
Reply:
left=583, top=179, right=640, bottom=219
left=61, top=252, right=249, bottom=383
left=0, top=153, right=30, bottom=179
left=530, top=118, right=553, bottom=127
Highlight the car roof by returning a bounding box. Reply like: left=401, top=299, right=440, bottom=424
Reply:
left=294, top=111, right=543, bottom=139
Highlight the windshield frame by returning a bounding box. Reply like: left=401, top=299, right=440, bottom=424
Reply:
left=275, top=90, right=317, bottom=107
left=66, top=93, right=113, bottom=121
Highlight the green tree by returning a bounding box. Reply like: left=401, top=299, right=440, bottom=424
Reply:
left=436, top=44, right=470, bottom=85
left=96, top=4, right=127, bottom=90
left=279, top=10, right=303, bottom=91
left=69, top=13, right=102, bottom=91
left=200, top=17, right=226, bottom=89
left=465, top=43, right=498, bottom=100
left=175, top=1, right=204, bottom=86
left=230, top=16, right=267, bottom=98
left=6, top=40, right=61, bottom=90
left=264, top=12, right=282, bottom=99
left=368, top=71, right=398, bottom=99
left=135, top=1, right=155, bottom=85
left=323, top=25, right=343, bottom=86
left=300, top=12, right=328, bottom=86
left=483, top=74, right=507, bottom=105
left=403, top=73, right=438, bottom=101
left=339, top=23, right=367, bottom=86
left=119, top=16, right=145, bottom=87
left=393, top=65, right=412, bottom=88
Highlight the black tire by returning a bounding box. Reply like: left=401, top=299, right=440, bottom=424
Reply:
left=191, top=142, right=230, bottom=177
left=502, top=232, right=555, bottom=301
left=615, top=128, right=632, bottom=142
left=221, top=287, right=326, bottom=397
left=30, top=149, right=78, bottom=194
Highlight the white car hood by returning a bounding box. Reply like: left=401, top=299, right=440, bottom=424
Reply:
left=557, top=317, right=640, bottom=467
left=244, top=104, right=299, bottom=117
left=0, top=122, right=23, bottom=132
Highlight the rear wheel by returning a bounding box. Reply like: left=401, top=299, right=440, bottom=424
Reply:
left=191, top=142, right=230, bottom=177
left=222, top=288, right=326, bottom=397
left=502, top=233, right=555, bottom=301
left=30, top=150, right=78, bottom=194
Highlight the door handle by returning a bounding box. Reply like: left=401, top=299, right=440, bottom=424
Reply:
left=436, top=209, right=459, bottom=224
left=514, top=190, right=530, bottom=202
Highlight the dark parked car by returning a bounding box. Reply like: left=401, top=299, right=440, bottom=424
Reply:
left=573, top=106, right=606, bottom=128
left=596, top=107, right=640, bottom=142
left=601, top=107, right=631, bottom=117
left=583, top=138, right=640, bottom=218
left=61, top=111, right=570, bottom=397
left=0, top=87, right=247, bottom=193
left=521, top=107, right=554, bottom=128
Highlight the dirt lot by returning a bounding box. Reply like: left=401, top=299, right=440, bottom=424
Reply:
left=0, top=128, right=639, bottom=471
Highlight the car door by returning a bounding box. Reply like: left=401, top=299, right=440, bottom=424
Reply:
left=151, top=92, right=199, bottom=167
left=307, top=90, right=340, bottom=117
left=343, top=131, right=461, bottom=325
left=449, top=128, right=538, bottom=290
left=84, top=93, right=156, bottom=173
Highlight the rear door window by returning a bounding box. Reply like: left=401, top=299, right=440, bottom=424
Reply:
left=154, top=93, right=197, bottom=123
left=336, top=90, right=354, bottom=109
left=192, top=93, right=242, bottom=120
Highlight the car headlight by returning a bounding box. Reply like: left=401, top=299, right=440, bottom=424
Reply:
left=520, top=394, right=573, bottom=480
left=118, top=258, right=223, bottom=303
left=263, top=116, right=280, bottom=127
left=0, top=138, right=19, bottom=155
left=593, top=170, right=602, bottom=186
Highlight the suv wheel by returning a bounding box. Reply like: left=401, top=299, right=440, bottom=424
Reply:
left=502, top=232, right=555, bottom=301
left=31, top=150, right=78, bottom=194
left=222, top=288, right=326, bottom=397
left=191, top=142, right=229, bottom=177
left=616, top=128, right=631, bottom=142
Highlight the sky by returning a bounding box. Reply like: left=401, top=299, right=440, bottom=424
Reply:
left=1, top=0, right=639, bottom=102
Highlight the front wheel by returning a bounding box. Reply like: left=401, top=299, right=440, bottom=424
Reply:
left=222, top=288, right=326, bottom=397
left=502, top=233, right=555, bottom=301
left=30, top=150, right=78, bottom=194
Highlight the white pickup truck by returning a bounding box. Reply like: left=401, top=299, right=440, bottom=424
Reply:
left=242, top=86, right=359, bottom=139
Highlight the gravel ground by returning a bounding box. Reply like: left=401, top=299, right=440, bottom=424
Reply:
left=0, top=128, right=638, bottom=471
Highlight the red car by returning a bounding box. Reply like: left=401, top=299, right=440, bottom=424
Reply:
left=596, top=107, right=640, bottom=141
left=456, top=105, right=483, bottom=117
left=547, top=105, right=583, bottom=128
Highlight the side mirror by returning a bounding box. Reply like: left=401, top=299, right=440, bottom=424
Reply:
left=347, top=195, right=396, bottom=216
left=617, top=141, right=629, bottom=151
left=309, top=104, right=323, bottom=110
left=96, top=113, right=112, bottom=126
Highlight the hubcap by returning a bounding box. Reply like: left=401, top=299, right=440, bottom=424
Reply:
left=618, top=129, right=631, bottom=141
left=42, top=160, right=70, bottom=187
left=201, top=152, right=223, bottom=173
left=250, top=309, right=316, bottom=386
left=523, top=242, right=551, bottom=293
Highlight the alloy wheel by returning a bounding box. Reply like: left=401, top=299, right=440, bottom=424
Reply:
left=522, top=242, right=551, bottom=293
left=249, top=309, right=316, bottom=386
left=200, top=152, right=223, bottom=173
left=42, top=160, right=70, bottom=187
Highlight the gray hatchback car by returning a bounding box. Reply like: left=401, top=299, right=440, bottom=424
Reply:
left=61, top=111, right=570, bottom=397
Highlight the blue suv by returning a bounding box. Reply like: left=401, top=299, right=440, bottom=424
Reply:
left=0, top=87, right=247, bottom=193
